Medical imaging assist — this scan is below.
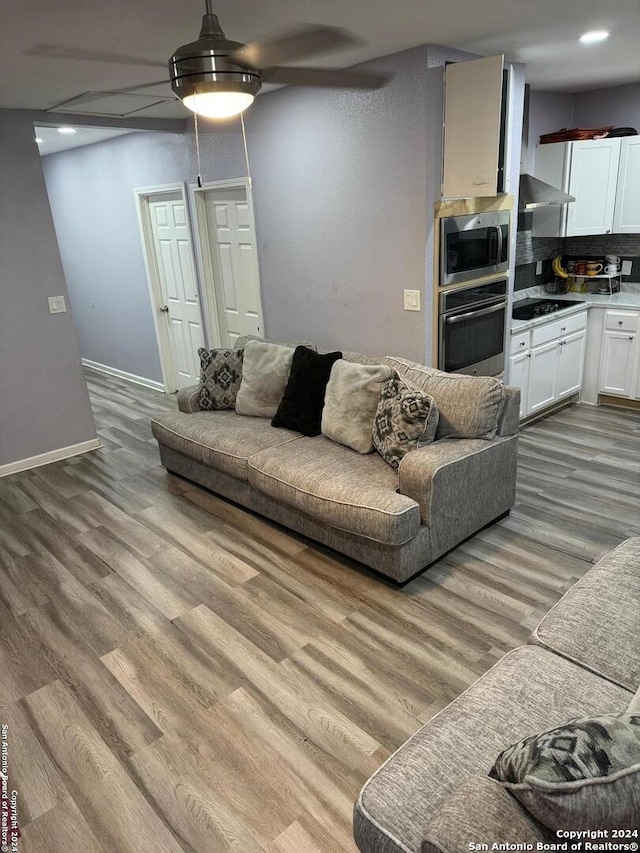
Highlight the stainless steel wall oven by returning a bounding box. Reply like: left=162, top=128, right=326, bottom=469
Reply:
left=438, top=278, right=508, bottom=376
left=441, top=210, right=510, bottom=287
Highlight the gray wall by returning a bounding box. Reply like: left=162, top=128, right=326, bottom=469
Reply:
left=527, top=91, right=575, bottom=173
left=0, top=110, right=97, bottom=467
left=573, top=82, right=640, bottom=129
left=43, top=128, right=244, bottom=383
left=245, top=46, right=429, bottom=362
left=44, top=45, right=431, bottom=368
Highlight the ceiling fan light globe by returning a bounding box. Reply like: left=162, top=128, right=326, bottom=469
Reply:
left=182, top=91, right=255, bottom=119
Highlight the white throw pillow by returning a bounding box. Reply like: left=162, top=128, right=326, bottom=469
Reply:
left=235, top=340, right=295, bottom=418
left=321, top=360, right=391, bottom=454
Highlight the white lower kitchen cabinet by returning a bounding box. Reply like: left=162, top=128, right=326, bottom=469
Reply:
left=528, top=340, right=560, bottom=415
left=600, top=331, right=636, bottom=396
left=557, top=329, right=587, bottom=398
left=508, top=309, right=588, bottom=419
left=598, top=310, right=640, bottom=399
left=508, top=350, right=530, bottom=418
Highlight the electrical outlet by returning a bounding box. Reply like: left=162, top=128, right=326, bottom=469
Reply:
left=403, top=290, right=421, bottom=311
left=621, top=260, right=632, bottom=276
left=48, top=296, right=67, bottom=314
left=536, top=261, right=543, bottom=276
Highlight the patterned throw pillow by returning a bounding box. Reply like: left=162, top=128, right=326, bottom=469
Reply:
left=373, top=372, right=439, bottom=469
left=490, top=712, right=640, bottom=830
left=197, top=347, right=244, bottom=410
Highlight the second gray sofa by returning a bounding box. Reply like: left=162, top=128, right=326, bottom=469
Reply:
left=151, top=342, right=520, bottom=583
left=354, top=536, right=640, bottom=851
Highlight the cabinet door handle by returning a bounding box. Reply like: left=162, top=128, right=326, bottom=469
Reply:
left=527, top=353, right=532, bottom=358
left=630, top=336, right=635, bottom=341
left=560, top=327, right=566, bottom=332
left=520, top=341, right=525, bottom=347
left=618, top=320, right=623, bottom=325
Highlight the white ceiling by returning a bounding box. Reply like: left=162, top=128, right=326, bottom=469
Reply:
left=34, top=125, right=136, bottom=155
left=2, top=0, right=640, bottom=124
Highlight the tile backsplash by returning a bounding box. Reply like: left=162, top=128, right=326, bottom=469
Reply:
left=515, top=220, right=640, bottom=292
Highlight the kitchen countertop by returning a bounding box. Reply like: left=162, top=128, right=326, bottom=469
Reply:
left=511, top=288, right=640, bottom=333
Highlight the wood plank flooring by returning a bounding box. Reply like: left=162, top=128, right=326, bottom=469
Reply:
left=1, top=370, right=639, bottom=852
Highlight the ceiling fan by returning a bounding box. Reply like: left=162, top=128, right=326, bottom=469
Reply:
left=31, top=0, right=389, bottom=119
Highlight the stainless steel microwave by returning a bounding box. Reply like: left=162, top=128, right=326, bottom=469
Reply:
left=440, top=210, right=510, bottom=287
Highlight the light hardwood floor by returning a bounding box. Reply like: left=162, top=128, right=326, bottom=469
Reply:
left=1, top=370, right=639, bottom=852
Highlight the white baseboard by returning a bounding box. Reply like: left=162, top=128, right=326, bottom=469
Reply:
left=82, top=359, right=166, bottom=392
left=0, top=438, right=103, bottom=478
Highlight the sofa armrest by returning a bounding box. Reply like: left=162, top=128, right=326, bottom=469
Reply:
left=398, top=435, right=518, bottom=559
left=177, top=384, right=202, bottom=413
left=422, top=776, right=550, bottom=853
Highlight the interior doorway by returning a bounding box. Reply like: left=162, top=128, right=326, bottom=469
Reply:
left=191, top=178, right=264, bottom=348
left=135, top=183, right=205, bottom=391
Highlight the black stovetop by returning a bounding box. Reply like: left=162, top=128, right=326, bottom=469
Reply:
left=512, top=298, right=585, bottom=321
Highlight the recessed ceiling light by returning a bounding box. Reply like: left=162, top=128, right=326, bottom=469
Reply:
left=57, top=126, right=77, bottom=134
left=579, top=30, right=610, bottom=44
left=35, top=137, right=44, bottom=144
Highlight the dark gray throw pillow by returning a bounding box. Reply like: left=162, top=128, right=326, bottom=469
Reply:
left=373, top=371, right=439, bottom=469
left=490, top=712, right=640, bottom=830
left=197, top=347, right=244, bottom=410
left=271, top=346, right=342, bottom=436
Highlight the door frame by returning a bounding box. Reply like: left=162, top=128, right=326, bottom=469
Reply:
left=190, top=177, right=264, bottom=348
left=134, top=182, right=203, bottom=393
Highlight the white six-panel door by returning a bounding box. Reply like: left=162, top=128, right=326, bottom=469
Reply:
left=148, top=192, right=205, bottom=389
left=202, top=186, right=263, bottom=347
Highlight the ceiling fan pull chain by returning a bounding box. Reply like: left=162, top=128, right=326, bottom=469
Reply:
left=194, top=112, right=203, bottom=188
left=240, top=113, right=252, bottom=185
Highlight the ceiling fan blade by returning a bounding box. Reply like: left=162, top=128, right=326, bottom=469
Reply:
left=229, top=26, right=362, bottom=70
left=262, top=66, right=389, bottom=90
left=25, top=44, right=167, bottom=69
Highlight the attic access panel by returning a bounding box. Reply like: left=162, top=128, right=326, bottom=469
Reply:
left=47, top=91, right=176, bottom=118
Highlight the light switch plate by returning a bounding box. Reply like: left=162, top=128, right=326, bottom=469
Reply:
left=403, top=289, right=421, bottom=311
left=621, top=260, right=632, bottom=276
left=48, top=296, right=67, bottom=314
left=536, top=261, right=543, bottom=275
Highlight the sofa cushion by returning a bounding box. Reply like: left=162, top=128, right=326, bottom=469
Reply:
left=271, top=346, right=343, bottom=436
left=197, top=347, right=244, bottom=410
left=490, top=711, right=640, bottom=831
left=384, top=356, right=505, bottom=440
left=322, top=360, right=392, bottom=454
left=373, top=372, right=439, bottom=469
left=353, top=646, right=632, bottom=853
left=530, top=537, right=640, bottom=691
left=150, top=411, right=301, bottom=481
left=248, top=435, right=421, bottom=546
left=235, top=341, right=295, bottom=418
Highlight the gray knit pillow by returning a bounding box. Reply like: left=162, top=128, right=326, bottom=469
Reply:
left=198, top=347, right=244, bottom=410
left=321, top=360, right=392, bottom=454
left=490, top=712, right=640, bottom=830
left=373, top=372, right=439, bottom=469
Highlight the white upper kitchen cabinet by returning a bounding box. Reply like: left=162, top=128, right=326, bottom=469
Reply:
left=442, top=54, right=505, bottom=198
left=613, top=137, right=640, bottom=234
left=532, top=138, right=621, bottom=237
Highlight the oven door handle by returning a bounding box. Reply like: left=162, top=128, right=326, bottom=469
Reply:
left=445, top=301, right=507, bottom=324
left=494, top=225, right=503, bottom=266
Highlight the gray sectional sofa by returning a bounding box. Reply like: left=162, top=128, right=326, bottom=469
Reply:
left=354, top=537, right=640, bottom=851
left=151, top=342, right=520, bottom=583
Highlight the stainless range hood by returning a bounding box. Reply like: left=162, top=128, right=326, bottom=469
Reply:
left=519, top=173, right=575, bottom=209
